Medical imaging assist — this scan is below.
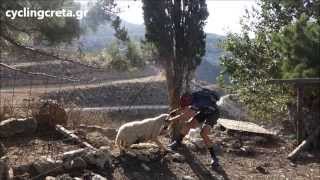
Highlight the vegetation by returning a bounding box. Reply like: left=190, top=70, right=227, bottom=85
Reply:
left=219, top=0, right=320, bottom=120
left=142, top=0, right=209, bottom=108
left=0, top=0, right=81, bottom=47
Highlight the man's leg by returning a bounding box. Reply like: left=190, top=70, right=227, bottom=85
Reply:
left=200, top=125, right=219, bottom=167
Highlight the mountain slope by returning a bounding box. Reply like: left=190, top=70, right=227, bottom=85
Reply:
left=79, top=21, right=225, bottom=83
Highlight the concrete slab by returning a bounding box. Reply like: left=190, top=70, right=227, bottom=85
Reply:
left=217, top=118, right=276, bottom=136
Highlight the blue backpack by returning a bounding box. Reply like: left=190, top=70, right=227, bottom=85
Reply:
left=191, top=89, right=220, bottom=109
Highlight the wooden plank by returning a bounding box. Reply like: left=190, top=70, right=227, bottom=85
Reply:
left=217, top=118, right=276, bottom=136
left=55, top=125, right=96, bottom=150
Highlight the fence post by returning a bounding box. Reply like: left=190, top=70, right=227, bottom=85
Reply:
left=296, top=86, right=304, bottom=143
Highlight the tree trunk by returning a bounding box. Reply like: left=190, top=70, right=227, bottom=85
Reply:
left=163, top=57, right=188, bottom=141
left=164, top=57, right=181, bottom=109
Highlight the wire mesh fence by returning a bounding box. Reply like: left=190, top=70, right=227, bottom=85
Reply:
left=0, top=57, right=169, bottom=179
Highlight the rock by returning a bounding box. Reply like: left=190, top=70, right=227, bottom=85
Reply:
left=63, top=157, right=87, bottom=170
left=83, top=146, right=113, bottom=169
left=12, top=164, right=33, bottom=176
left=35, top=100, right=67, bottom=129
left=32, top=157, right=64, bottom=175
left=0, top=117, right=37, bottom=137
left=56, top=174, right=73, bottom=180
left=46, top=176, right=56, bottom=180
left=182, top=176, right=195, bottom=180
left=62, top=148, right=88, bottom=161
left=83, top=172, right=106, bottom=180
left=217, top=94, right=248, bottom=120
left=240, top=146, right=255, bottom=156
left=256, top=166, right=268, bottom=174
left=86, top=132, right=113, bottom=147
left=79, top=124, right=118, bottom=139
left=0, top=157, right=9, bottom=180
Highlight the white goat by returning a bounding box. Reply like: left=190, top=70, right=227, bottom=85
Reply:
left=115, top=114, right=170, bottom=153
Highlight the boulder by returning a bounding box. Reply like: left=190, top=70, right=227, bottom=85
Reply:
left=0, top=117, right=37, bottom=137
left=182, top=176, right=195, bottom=180
left=55, top=174, right=73, bottom=180
left=32, top=157, right=64, bottom=176
left=217, top=94, right=248, bottom=120
left=79, top=124, right=118, bottom=139
left=83, top=146, right=113, bottom=169
left=83, top=172, right=106, bottom=180
left=62, top=148, right=88, bottom=161
left=63, top=157, right=87, bottom=170
left=0, top=157, right=9, bottom=180
left=35, top=100, right=67, bottom=129
left=45, top=176, right=56, bottom=180
left=62, top=147, right=113, bottom=170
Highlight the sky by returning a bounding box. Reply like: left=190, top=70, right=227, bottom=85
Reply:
left=116, top=0, right=257, bottom=35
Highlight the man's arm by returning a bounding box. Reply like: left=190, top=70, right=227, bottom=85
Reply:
left=169, top=106, right=198, bottom=123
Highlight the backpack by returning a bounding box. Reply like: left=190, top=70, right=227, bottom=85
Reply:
left=191, top=89, right=220, bottom=109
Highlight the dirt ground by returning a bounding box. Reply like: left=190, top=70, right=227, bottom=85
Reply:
left=2, top=114, right=319, bottom=180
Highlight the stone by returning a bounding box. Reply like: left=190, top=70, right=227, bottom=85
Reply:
left=56, top=174, right=73, bottom=180
left=32, top=157, right=64, bottom=175
left=217, top=94, right=248, bottom=120
left=182, top=176, right=195, bottom=180
left=35, top=100, right=67, bottom=129
left=240, top=146, right=255, bottom=156
left=256, top=166, right=268, bottom=174
left=0, top=157, right=9, bottom=180
left=62, top=148, right=88, bottom=161
left=12, top=164, right=33, bottom=176
left=0, top=118, right=37, bottom=137
left=83, top=172, right=106, bottom=180
left=63, top=157, right=87, bottom=170
left=45, top=176, right=56, bottom=180
left=79, top=124, right=118, bottom=139
left=83, top=146, right=113, bottom=169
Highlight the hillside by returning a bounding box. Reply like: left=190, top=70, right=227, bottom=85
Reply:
left=79, top=21, right=225, bottom=83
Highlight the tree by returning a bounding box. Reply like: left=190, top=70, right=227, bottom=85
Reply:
left=0, top=0, right=115, bottom=70
left=219, top=0, right=320, bottom=120
left=142, top=0, right=208, bottom=108
left=0, top=0, right=80, bottom=47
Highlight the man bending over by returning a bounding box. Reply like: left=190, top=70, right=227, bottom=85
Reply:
left=168, top=89, right=220, bottom=168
